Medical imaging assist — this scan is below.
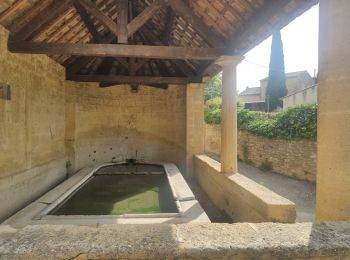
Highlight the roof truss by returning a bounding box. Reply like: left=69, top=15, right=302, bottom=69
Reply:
left=1, top=0, right=319, bottom=88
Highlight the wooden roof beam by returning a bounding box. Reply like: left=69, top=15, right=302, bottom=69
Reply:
left=76, top=0, right=118, bottom=37
left=140, top=26, right=198, bottom=76
left=161, top=7, right=176, bottom=44
left=65, top=33, right=116, bottom=75
left=127, top=0, right=165, bottom=37
left=99, top=83, right=168, bottom=89
left=8, top=41, right=231, bottom=60
left=74, top=1, right=102, bottom=43
left=68, top=75, right=201, bottom=85
left=168, top=0, right=225, bottom=47
left=117, top=0, right=128, bottom=43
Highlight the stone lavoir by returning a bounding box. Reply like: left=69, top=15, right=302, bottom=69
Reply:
left=0, top=0, right=349, bottom=259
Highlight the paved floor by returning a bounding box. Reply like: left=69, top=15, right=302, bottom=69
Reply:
left=187, top=179, right=232, bottom=223
left=237, top=162, right=316, bottom=222
left=205, top=152, right=316, bottom=222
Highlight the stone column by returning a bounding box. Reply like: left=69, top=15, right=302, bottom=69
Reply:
left=216, top=56, right=243, bottom=173
left=186, top=82, right=206, bottom=178
left=316, top=0, right=350, bottom=222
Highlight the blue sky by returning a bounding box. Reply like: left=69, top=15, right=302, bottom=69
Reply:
left=237, top=4, right=319, bottom=93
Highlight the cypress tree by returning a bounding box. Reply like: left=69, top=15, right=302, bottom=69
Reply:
left=266, top=31, right=287, bottom=111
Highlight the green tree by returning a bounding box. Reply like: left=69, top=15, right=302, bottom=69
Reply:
left=266, top=31, right=287, bottom=111
left=204, top=73, right=222, bottom=102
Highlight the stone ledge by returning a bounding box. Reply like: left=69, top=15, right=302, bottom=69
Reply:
left=0, top=222, right=349, bottom=259
left=194, top=155, right=296, bottom=223
left=0, top=157, right=67, bottom=222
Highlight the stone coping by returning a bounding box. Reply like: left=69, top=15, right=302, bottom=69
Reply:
left=0, top=222, right=349, bottom=259
left=3, top=162, right=210, bottom=226
left=194, top=155, right=296, bottom=223
left=196, top=155, right=295, bottom=206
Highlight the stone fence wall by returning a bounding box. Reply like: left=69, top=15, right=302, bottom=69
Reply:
left=205, top=124, right=317, bottom=182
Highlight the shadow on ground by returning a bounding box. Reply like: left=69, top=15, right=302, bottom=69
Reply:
left=206, top=153, right=316, bottom=222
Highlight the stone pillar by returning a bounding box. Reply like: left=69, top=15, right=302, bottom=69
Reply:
left=216, top=56, right=243, bottom=173
left=316, top=0, right=350, bottom=222
left=186, top=82, right=206, bottom=178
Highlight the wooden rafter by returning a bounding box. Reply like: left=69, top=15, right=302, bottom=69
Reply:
left=12, top=0, right=75, bottom=41
left=0, top=0, right=27, bottom=24
left=168, top=0, right=225, bottom=47
left=161, top=8, right=176, bottom=44
left=230, top=0, right=318, bottom=54
left=67, top=75, right=200, bottom=85
left=77, top=0, right=118, bottom=37
left=74, top=1, right=102, bottom=43
left=134, top=59, right=149, bottom=72
left=127, top=0, right=165, bottom=37
left=117, top=0, right=128, bottom=43
left=8, top=41, right=230, bottom=60
left=96, top=57, right=115, bottom=75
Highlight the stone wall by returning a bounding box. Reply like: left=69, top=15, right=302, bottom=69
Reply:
left=0, top=25, right=68, bottom=221
left=0, top=22, right=192, bottom=221
left=205, top=124, right=317, bottom=182
left=65, top=83, right=187, bottom=175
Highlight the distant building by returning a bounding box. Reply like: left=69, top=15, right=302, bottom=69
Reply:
left=239, top=70, right=316, bottom=111
left=239, top=87, right=262, bottom=103
left=282, top=84, right=318, bottom=110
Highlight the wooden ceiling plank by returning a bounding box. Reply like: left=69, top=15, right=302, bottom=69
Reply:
left=0, top=0, right=27, bottom=25
left=96, top=57, right=115, bottom=75
left=134, top=59, right=149, bottom=72
left=8, top=41, right=230, bottom=60
left=67, top=74, right=200, bottom=85
left=9, top=1, right=53, bottom=33
left=74, top=1, right=102, bottom=43
left=127, top=0, right=164, bottom=37
left=161, top=8, right=176, bottom=44
left=115, top=58, right=129, bottom=69
left=12, top=0, right=74, bottom=41
left=231, top=0, right=291, bottom=53
left=117, top=0, right=128, bottom=43
left=32, top=6, right=75, bottom=42
left=168, top=0, right=224, bottom=47
left=77, top=0, right=118, bottom=37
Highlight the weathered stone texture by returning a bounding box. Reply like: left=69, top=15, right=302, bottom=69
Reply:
left=205, top=124, right=317, bottom=182
left=0, top=26, right=66, bottom=177
left=316, top=0, right=350, bottom=222
left=186, top=83, right=205, bottom=177
left=0, top=222, right=349, bottom=259
left=0, top=25, right=67, bottom=221
left=66, top=83, right=187, bottom=174
left=194, top=155, right=296, bottom=223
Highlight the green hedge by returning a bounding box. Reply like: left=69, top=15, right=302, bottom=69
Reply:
left=205, top=99, right=317, bottom=140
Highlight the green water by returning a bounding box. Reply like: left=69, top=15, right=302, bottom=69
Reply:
left=50, top=169, right=178, bottom=215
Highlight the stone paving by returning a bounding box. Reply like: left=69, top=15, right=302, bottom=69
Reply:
left=206, top=153, right=315, bottom=222
left=238, top=162, right=316, bottom=222
left=187, top=179, right=232, bottom=223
